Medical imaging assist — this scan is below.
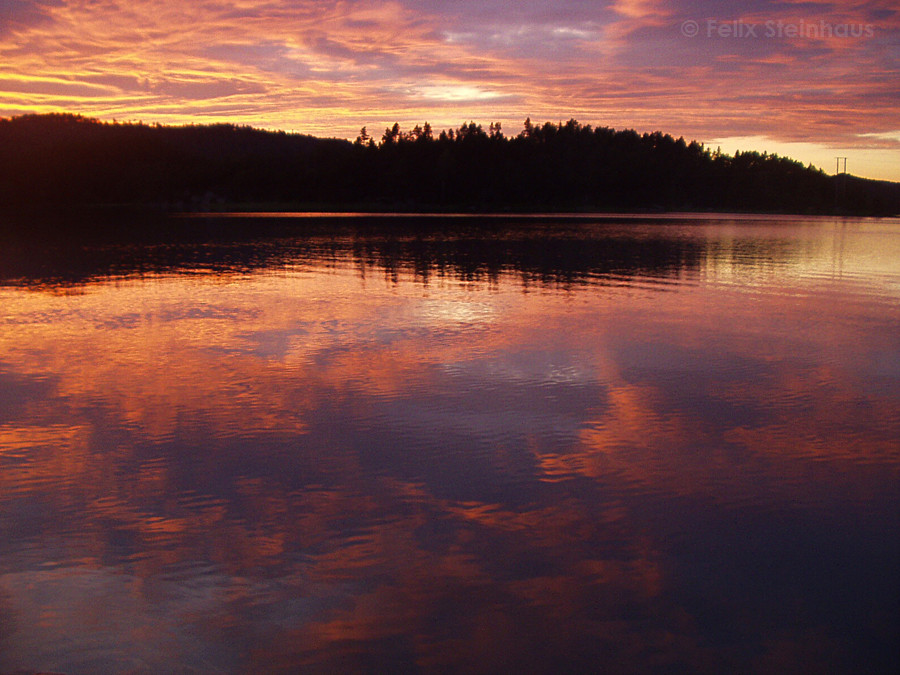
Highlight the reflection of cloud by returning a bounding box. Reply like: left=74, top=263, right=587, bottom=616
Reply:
left=0, top=227, right=898, bottom=670
left=418, top=297, right=495, bottom=325
left=0, top=566, right=243, bottom=671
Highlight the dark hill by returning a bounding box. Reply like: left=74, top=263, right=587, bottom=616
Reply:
left=0, top=113, right=897, bottom=215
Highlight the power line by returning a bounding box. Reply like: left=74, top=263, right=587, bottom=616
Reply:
left=835, top=157, right=848, bottom=209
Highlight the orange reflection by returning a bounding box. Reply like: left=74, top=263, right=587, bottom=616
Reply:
left=0, top=225, right=898, bottom=671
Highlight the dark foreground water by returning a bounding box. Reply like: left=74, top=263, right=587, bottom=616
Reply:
left=0, top=214, right=898, bottom=674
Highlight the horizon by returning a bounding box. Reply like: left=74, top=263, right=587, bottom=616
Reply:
left=6, top=111, right=896, bottom=184
left=1, top=1, right=898, bottom=181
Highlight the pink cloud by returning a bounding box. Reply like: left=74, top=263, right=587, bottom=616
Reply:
left=0, top=0, right=897, bottom=178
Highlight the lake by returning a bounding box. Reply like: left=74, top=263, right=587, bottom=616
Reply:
left=0, top=213, right=898, bottom=673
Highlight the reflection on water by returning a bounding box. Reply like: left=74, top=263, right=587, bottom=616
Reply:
left=0, top=215, right=898, bottom=673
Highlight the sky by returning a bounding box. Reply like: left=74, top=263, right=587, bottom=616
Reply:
left=1, top=0, right=898, bottom=180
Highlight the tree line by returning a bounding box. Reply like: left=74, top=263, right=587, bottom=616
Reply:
left=0, top=113, right=897, bottom=215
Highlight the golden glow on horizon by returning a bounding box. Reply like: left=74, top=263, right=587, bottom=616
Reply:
left=708, top=135, right=900, bottom=182
left=0, top=0, right=898, bottom=179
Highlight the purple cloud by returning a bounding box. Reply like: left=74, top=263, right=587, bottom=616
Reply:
left=0, top=0, right=63, bottom=36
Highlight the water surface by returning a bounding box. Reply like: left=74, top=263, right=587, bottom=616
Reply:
left=1, top=214, right=898, bottom=673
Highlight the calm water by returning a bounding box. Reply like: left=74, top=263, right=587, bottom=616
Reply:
left=0, top=214, right=898, bottom=674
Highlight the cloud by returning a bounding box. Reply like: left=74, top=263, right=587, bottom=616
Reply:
left=398, top=83, right=510, bottom=103
left=0, top=0, right=897, bottom=178
left=0, top=0, right=63, bottom=36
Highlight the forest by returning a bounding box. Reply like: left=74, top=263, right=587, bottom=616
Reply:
left=0, top=113, right=897, bottom=215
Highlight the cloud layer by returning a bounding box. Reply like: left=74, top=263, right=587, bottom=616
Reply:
left=1, top=0, right=898, bottom=178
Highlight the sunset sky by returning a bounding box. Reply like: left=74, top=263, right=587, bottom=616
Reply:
left=1, top=0, right=898, bottom=180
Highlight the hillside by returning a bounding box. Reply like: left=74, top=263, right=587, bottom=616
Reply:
left=1, top=113, right=897, bottom=215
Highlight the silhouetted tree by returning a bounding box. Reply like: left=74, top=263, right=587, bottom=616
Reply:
left=0, top=113, right=896, bottom=215
left=382, top=123, right=401, bottom=145
left=354, top=127, right=371, bottom=146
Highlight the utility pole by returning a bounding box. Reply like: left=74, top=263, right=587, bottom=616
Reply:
left=835, top=157, right=848, bottom=210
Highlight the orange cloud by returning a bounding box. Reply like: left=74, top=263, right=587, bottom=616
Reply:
left=0, top=0, right=896, bottom=177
